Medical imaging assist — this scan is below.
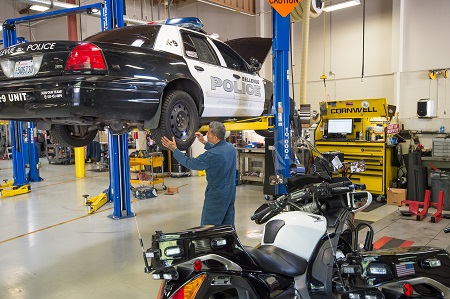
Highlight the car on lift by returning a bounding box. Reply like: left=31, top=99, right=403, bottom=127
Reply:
left=0, top=17, right=272, bottom=150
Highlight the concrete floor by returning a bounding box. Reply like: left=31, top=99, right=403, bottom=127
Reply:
left=1, top=158, right=449, bottom=299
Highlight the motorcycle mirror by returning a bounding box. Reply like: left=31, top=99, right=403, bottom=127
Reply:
left=347, top=191, right=372, bottom=213
left=349, top=161, right=366, bottom=173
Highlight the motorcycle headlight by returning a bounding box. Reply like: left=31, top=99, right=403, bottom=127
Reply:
left=164, top=246, right=183, bottom=257
left=421, top=258, right=441, bottom=268
left=341, top=264, right=362, bottom=275
left=367, top=263, right=388, bottom=275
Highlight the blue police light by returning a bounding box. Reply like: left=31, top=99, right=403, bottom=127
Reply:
left=165, top=17, right=204, bottom=29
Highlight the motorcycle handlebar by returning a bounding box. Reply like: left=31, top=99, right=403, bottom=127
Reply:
left=250, top=181, right=360, bottom=222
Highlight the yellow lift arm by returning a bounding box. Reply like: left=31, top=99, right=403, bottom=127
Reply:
left=83, top=192, right=108, bottom=214
left=0, top=184, right=31, bottom=198
left=198, top=115, right=274, bottom=132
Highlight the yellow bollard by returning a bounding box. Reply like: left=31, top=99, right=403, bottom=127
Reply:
left=74, top=147, right=85, bottom=178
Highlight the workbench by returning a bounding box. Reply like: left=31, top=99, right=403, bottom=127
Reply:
left=237, top=148, right=265, bottom=184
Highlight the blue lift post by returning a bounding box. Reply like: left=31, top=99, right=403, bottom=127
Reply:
left=3, top=24, right=28, bottom=187
left=272, top=10, right=291, bottom=195
left=27, top=122, right=42, bottom=182
left=10, top=121, right=28, bottom=186
left=106, top=0, right=135, bottom=219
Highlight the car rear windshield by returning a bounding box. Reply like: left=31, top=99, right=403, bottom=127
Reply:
left=84, top=25, right=161, bottom=49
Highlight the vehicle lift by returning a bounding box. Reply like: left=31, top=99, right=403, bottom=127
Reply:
left=1, top=2, right=110, bottom=199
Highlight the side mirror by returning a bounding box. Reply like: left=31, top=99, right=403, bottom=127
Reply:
left=249, top=57, right=262, bottom=73
left=347, top=191, right=372, bottom=213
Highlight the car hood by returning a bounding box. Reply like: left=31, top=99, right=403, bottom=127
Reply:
left=225, top=37, right=272, bottom=65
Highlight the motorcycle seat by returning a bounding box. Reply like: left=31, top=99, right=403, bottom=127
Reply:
left=245, top=245, right=307, bottom=277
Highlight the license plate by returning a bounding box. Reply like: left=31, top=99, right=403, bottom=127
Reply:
left=14, top=60, right=34, bottom=78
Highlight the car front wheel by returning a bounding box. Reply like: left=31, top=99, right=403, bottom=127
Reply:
left=152, top=90, right=199, bottom=151
left=49, top=125, right=98, bottom=147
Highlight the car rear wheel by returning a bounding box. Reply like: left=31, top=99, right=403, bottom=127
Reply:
left=49, top=125, right=98, bottom=147
left=152, top=90, right=199, bottom=151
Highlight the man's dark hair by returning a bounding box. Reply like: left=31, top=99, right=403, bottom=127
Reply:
left=209, top=121, right=226, bottom=140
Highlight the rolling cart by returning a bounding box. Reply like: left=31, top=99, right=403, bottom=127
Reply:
left=129, top=151, right=167, bottom=191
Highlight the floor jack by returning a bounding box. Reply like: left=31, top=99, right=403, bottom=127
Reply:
left=83, top=191, right=109, bottom=214
left=400, top=190, right=444, bottom=223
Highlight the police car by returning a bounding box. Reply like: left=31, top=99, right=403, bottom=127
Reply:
left=0, top=17, right=272, bottom=149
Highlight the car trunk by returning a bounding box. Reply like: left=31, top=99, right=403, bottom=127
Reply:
left=0, top=41, right=101, bottom=81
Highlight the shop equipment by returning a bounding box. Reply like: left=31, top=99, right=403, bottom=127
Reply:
left=315, top=98, right=396, bottom=198
left=400, top=190, right=444, bottom=222
left=0, top=184, right=31, bottom=198
left=83, top=192, right=109, bottom=214
left=129, top=152, right=166, bottom=191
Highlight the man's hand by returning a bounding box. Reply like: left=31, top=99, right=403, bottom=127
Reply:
left=195, top=132, right=207, bottom=144
left=161, top=136, right=177, bottom=151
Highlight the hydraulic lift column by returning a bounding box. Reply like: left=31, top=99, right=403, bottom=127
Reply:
left=10, top=121, right=28, bottom=186
left=108, top=132, right=133, bottom=219
left=272, top=10, right=291, bottom=195
left=106, top=0, right=133, bottom=219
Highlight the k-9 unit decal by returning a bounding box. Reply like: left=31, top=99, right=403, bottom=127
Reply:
left=0, top=93, right=28, bottom=102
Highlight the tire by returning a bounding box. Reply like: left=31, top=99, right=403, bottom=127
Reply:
left=49, top=125, right=98, bottom=147
left=152, top=90, right=199, bottom=151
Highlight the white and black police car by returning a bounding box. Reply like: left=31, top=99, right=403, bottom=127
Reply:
left=0, top=17, right=273, bottom=149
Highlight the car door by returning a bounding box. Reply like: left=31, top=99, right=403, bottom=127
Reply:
left=210, top=39, right=265, bottom=118
left=180, top=30, right=232, bottom=117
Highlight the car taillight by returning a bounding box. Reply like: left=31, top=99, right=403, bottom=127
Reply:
left=65, top=42, right=106, bottom=71
left=171, top=274, right=206, bottom=299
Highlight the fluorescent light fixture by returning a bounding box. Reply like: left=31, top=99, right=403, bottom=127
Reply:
left=323, top=0, right=360, bottom=12
left=29, top=4, right=50, bottom=12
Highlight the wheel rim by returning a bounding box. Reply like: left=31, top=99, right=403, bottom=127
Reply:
left=170, top=103, right=190, bottom=139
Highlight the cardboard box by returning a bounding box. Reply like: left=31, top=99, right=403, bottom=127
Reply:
left=387, top=188, right=406, bottom=206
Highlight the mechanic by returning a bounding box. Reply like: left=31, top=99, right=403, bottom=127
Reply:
left=161, top=121, right=237, bottom=226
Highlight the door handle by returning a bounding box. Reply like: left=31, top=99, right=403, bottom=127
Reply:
left=233, top=74, right=241, bottom=79
left=194, top=66, right=204, bottom=71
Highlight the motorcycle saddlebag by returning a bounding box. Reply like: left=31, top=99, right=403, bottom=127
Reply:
left=148, top=225, right=255, bottom=270
left=345, top=246, right=450, bottom=287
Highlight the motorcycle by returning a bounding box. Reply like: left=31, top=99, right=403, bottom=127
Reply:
left=142, top=141, right=450, bottom=299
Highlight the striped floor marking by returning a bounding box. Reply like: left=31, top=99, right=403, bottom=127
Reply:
left=373, top=236, right=414, bottom=250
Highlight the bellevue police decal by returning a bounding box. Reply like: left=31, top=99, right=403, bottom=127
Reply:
left=267, top=0, right=300, bottom=17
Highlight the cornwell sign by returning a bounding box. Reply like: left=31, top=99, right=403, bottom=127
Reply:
left=323, top=99, right=389, bottom=117
left=267, top=0, right=300, bottom=17
left=330, top=107, right=378, bottom=114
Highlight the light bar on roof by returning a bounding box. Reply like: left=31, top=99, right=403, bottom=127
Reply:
left=165, top=17, right=203, bottom=29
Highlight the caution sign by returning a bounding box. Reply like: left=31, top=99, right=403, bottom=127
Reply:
left=267, top=0, right=301, bottom=17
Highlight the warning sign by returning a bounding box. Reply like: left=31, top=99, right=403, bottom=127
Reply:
left=386, top=124, right=400, bottom=134
left=267, top=0, right=301, bottom=17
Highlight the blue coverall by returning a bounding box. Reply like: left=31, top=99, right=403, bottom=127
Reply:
left=173, top=139, right=236, bottom=226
